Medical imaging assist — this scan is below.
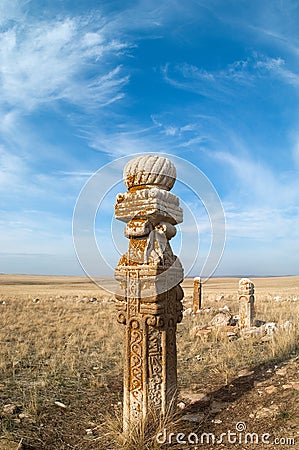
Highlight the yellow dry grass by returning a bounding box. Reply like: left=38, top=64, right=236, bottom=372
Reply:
left=0, top=274, right=298, bottom=449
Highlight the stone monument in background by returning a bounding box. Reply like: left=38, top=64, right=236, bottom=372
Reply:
left=114, top=155, right=184, bottom=434
left=238, top=278, right=255, bottom=329
left=193, top=277, right=202, bottom=313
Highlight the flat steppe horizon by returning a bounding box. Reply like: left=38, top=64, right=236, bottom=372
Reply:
left=1, top=273, right=298, bottom=298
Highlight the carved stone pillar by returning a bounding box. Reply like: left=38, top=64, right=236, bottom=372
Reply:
left=114, top=155, right=184, bottom=433
left=193, top=277, right=202, bottom=313
left=238, top=278, right=255, bottom=329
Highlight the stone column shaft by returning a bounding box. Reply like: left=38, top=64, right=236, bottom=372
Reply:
left=238, top=278, right=255, bottom=329
left=115, top=155, right=184, bottom=433
left=193, top=277, right=202, bottom=313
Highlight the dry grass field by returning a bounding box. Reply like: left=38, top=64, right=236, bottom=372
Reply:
left=0, top=274, right=298, bottom=449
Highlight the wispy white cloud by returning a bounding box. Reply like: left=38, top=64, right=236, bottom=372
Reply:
left=197, top=0, right=299, bottom=52
left=211, top=149, right=298, bottom=206
left=88, top=129, right=157, bottom=157
left=291, top=132, right=299, bottom=169
left=254, top=55, right=299, bottom=89
left=102, top=0, right=201, bottom=34
left=0, top=147, right=29, bottom=191
left=248, top=23, right=299, bottom=60
left=59, top=171, right=95, bottom=177
left=87, top=118, right=210, bottom=157
left=0, top=209, right=72, bottom=255
left=224, top=204, right=299, bottom=240
left=0, top=0, right=136, bottom=268
left=162, top=54, right=295, bottom=98
left=204, top=147, right=299, bottom=250
left=0, top=13, right=129, bottom=112
left=151, top=114, right=204, bottom=139
left=177, top=136, right=206, bottom=148
left=0, top=0, right=24, bottom=26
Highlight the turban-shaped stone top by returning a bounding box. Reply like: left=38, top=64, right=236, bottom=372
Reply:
left=124, top=155, right=176, bottom=191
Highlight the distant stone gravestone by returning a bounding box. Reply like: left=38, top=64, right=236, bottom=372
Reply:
left=193, top=276, right=202, bottom=313
left=238, top=278, right=255, bottom=329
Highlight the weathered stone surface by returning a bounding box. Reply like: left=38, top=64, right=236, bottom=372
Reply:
left=239, top=278, right=254, bottom=293
left=114, top=155, right=184, bottom=433
left=183, top=307, right=193, bottom=317
left=210, top=311, right=232, bottom=327
left=181, top=413, right=205, bottom=423
left=177, top=401, right=186, bottom=409
left=255, top=405, right=279, bottom=418
left=115, top=186, right=183, bottom=225
left=263, top=322, right=277, bottom=335
left=212, top=418, right=223, bottom=424
left=190, top=326, right=212, bottom=337
left=238, top=278, right=255, bottom=329
left=218, top=305, right=230, bottom=313
left=54, top=401, right=67, bottom=409
left=196, top=328, right=212, bottom=336
left=237, top=368, right=254, bottom=377
left=290, top=382, right=299, bottom=391
left=2, top=404, right=21, bottom=415
left=240, top=326, right=263, bottom=337
left=276, top=367, right=288, bottom=376
left=123, top=155, right=176, bottom=191
left=264, top=385, right=278, bottom=394
left=180, top=391, right=210, bottom=404
left=192, top=277, right=202, bottom=313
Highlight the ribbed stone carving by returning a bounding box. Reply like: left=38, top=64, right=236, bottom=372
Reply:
left=115, top=154, right=184, bottom=435
left=124, top=155, right=176, bottom=191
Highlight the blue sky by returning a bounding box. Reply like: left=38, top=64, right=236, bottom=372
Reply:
left=0, top=0, right=298, bottom=277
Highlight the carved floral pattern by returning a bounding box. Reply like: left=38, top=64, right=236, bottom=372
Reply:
left=147, top=326, right=163, bottom=408
left=115, top=155, right=184, bottom=431
left=130, top=320, right=143, bottom=418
